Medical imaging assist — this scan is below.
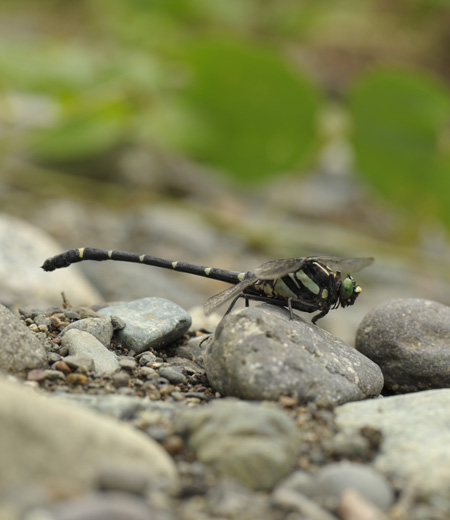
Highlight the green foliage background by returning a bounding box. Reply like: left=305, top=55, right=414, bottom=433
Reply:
left=1, top=0, right=450, bottom=229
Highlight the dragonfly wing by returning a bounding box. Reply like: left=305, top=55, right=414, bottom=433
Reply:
left=312, top=257, right=374, bottom=273
left=204, top=275, right=257, bottom=315
left=253, top=257, right=308, bottom=280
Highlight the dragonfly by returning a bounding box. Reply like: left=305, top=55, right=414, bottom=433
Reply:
left=41, top=247, right=374, bottom=324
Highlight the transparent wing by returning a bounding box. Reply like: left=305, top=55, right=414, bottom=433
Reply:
left=253, top=257, right=308, bottom=280
left=311, top=256, right=374, bottom=273
left=204, top=275, right=257, bottom=316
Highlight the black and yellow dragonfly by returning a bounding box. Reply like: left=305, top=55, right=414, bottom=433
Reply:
left=42, top=248, right=373, bottom=324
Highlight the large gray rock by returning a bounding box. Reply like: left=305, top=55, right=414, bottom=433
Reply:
left=335, top=389, right=450, bottom=499
left=0, top=213, right=101, bottom=308
left=205, top=305, right=383, bottom=406
left=0, top=304, right=47, bottom=372
left=98, top=297, right=192, bottom=353
left=175, top=398, right=300, bottom=490
left=0, top=374, right=178, bottom=494
left=356, top=298, right=450, bottom=392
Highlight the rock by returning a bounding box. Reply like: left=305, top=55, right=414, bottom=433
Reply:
left=0, top=304, right=47, bottom=372
left=50, top=492, right=154, bottom=520
left=335, top=389, right=450, bottom=499
left=205, top=305, right=383, bottom=405
left=159, top=366, right=187, bottom=385
left=356, top=298, right=450, bottom=393
left=338, top=488, right=389, bottom=520
left=98, top=297, right=192, bottom=354
left=175, top=398, right=300, bottom=490
left=61, top=329, right=120, bottom=376
left=63, top=355, right=95, bottom=373
left=61, top=317, right=114, bottom=347
left=112, top=371, right=131, bottom=388
left=0, top=374, right=178, bottom=494
left=206, top=480, right=269, bottom=519
left=56, top=392, right=178, bottom=422
left=0, top=213, right=101, bottom=308
left=97, top=463, right=150, bottom=496
left=311, top=462, right=394, bottom=511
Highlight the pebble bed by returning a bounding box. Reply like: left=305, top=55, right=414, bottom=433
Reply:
left=2, top=291, right=450, bottom=520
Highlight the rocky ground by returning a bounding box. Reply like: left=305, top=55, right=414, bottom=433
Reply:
left=2, top=194, right=450, bottom=520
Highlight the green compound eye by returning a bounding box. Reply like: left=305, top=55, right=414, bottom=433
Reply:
left=340, top=276, right=354, bottom=300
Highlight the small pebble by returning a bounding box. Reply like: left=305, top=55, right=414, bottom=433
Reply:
left=27, top=369, right=47, bottom=383
left=112, top=371, right=130, bottom=388
left=45, top=370, right=66, bottom=381
left=138, top=353, right=158, bottom=366
left=63, top=355, right=95, bottom=373
left=139, top=367, right=157, bottom=379
left=66, top=373, right=88, bottom=386
left=54, top=360, right=72, bottom=375
left=160, top=384, right=177, bottom=396
left=119, top=358, right=137, bottom=371
left=159, top=366, right=187, bottom=385
left=47, top=352, right=62, bottom=364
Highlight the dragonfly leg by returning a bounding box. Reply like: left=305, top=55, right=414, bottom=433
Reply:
left=287, top=298, right=294, bottom=320
left=224, top=295, right=243, bottom=316
left=311, top=308, right=330, bottom=324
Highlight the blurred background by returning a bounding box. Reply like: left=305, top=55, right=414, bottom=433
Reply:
left=1, top=0, right=450, bottom=340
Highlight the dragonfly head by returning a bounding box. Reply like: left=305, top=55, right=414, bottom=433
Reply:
left=338, top=275, right=362, bottom=308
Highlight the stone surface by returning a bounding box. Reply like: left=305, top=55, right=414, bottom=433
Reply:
left=61, top=329, right=120, bottom=376
left=98, top=297, right=192, bottom=354
left=205, top=305, right=383, bottom=405
left=0, top=304, right=47, bottom=372
left=61, top=317, right=114, bottom=347
left=0, top=213, right=101, bottom=308
left=356, top=298, right=450, bottom=393
left=175, top=398, right=300, bottom=490
left=0, top=374, right=178, bottom=494
left=50, top=492, right=154, bottom=520
left=335, top=388, right=450, bottom=499
left=311, top=462, right=394, bottom=511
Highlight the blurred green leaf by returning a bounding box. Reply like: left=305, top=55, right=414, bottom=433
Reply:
left=29, top=100, right=132, bottom=161
left=349, top=68, right=450, bottom=226
left=176, top=38, right=322, bottom=183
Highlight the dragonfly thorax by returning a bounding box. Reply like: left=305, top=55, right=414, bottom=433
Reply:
left=251, top=260, right=339, bottom=311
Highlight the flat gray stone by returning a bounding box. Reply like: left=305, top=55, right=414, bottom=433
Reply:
left=175, top=398, right=300, bottom=490
left=356, top=298, right=450, bottom=392
left=61, top=329, right=120, bottom=376
left=0, top=374, right=178, bottom=494
left=205, top=305, right=383, bottom=406
left=335, top=389, right=450, bottom=499
left=98, top=297, right=191, bottom=354
left=0, top=304, right=47, bottom=372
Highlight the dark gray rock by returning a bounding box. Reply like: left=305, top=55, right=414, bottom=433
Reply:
left=205, top=305, right=383, bottom=406
left=356, top=298, right=450, bottom=393
left=0, top=304, right=47, bottom=372
left=335, top=389, right=450, bottom=500
left=61, top=317, right=114, bottom=347
left=175, top=398, right=300, bottom=490
left=159, top=366, right=187, bottom=385
left=61, top=329, right=120, bottom=376
left=98, top=297, right=191, bottom=354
